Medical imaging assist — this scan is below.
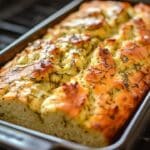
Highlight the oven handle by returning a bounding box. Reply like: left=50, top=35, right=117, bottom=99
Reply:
left=0, top=124, right=68, bottom=150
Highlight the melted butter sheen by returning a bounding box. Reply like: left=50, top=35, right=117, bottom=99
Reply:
left=64, top=17, right=103, bottom=28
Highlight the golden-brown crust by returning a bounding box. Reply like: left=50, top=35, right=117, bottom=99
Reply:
left=85, top=47, right=115, bottom=83
left=44, top=82, right=89, bottom=117
left=134, top=3, right=150, bottom=27
left=0, top=0, right=150, bottom=146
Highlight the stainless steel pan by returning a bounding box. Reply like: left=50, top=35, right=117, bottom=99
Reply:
left=0, top=0, right=149, bottom=149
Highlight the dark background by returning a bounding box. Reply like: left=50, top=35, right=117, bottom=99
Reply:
left=0, top=0, right=70, bottom=50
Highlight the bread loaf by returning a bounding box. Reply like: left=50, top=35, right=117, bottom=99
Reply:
left=0, top=1, right=150, bottom=147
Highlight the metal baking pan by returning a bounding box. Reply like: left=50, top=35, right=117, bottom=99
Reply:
left=0, top=0, right=150, bottom=150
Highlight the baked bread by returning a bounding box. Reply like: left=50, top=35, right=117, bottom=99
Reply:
left=0, top=1, right=150, bottom=147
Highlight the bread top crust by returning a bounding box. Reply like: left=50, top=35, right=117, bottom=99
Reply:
left=0, top=1, right=150, bottom=142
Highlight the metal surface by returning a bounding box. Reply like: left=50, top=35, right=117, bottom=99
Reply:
left=0, top=0, right=71, bottom=50
left=0, top=0, right=150, bottom=150
left=125, top=0, right=150, bottom=3
left=0, top=124, right=57, bottom=150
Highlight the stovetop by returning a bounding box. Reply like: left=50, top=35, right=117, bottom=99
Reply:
left=0, top=0, right=70, bottom=50
left=0, top=0, right=150, bottom=150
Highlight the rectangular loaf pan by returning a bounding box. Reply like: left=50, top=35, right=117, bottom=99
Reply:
left=0, top=0, right=150, bottom=150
